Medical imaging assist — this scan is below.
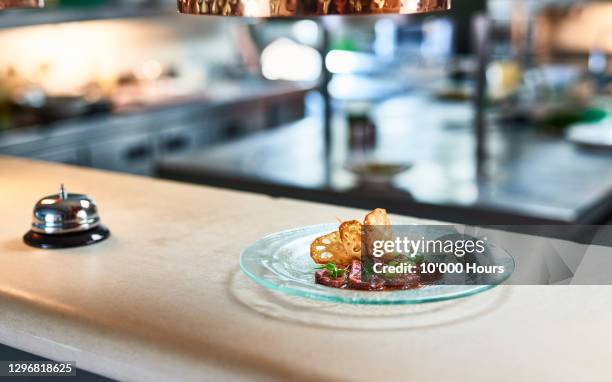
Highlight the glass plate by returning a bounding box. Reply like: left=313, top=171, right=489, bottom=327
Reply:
left=240, top=224, right=515, bottom=305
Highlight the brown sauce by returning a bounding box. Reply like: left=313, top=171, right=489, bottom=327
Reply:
left=315, top=260, right=426, bottom=291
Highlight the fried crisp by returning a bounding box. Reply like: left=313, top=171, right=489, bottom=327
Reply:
left=311, top=209, right=393, bottom=266
left=364, top=208, right=393, bottom=257
left=310, top=231, right=351, bottom=265
left=339, top=220, right=363, bottom=262
left=364, top=208, right=391, bottom=226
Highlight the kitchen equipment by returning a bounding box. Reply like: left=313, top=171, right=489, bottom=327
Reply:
left=345, top=161, right=412, bottom=186
left=23, top=184, right=110, bottom=249
left=16, top=95, right=111, bottom=125
left=346, top=103, right=376, bottom=152
left=0, top=0, right=42, bottom=9
left=567, top=120, right=612, bottom=150
left=177, top=0, right=450, bottom=17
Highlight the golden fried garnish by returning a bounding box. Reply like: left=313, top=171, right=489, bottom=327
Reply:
left=339, top=220, right=363, bottom=262
left=310, top=231, right=350, bottom=265
left=311, top=209, right=393, bottom=266
left=364, top=208, right=391, bottom=226
left=364, top=208, right=393, bottom=257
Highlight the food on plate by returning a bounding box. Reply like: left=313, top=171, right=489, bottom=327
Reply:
left=310, top=208, right=426, bottom=291
left=315, top=263, right=348, bottom=288
left=339, top=220, right=362, bottom=262
left=310, top=231, right=354, bottom=266
left=364, top=208, right=391, bottom=226
left=347, top=260, right=384, bottom=291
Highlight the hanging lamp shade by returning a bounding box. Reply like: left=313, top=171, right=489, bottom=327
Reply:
left=0, top=0, right=43, bottom=9
left=177, top=0, right=450, bottom=17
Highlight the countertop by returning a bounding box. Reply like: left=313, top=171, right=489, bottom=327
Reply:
left=1, top=156, right=612, bottom=381
left=159, top=99, right=612, bottom=224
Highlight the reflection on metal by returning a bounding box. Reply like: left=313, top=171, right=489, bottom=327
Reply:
left=30, top=184, right=102, bottom=235
left=0, top=0, right=43, bottom=10
left=177, top=0, right=450, bottom=17
left=23, top=184, right=111, bottom=249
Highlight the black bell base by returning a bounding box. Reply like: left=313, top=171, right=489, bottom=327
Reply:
left=23, top=225, right=111, bottom=249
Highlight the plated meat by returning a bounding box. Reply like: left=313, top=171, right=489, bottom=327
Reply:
left=347, top=260, right=384, bottom=291
left=315, top=260, right=420, bottom=291
left=310, top=209, right=426, bottom=292
left=315, top=269, right=348, bottom=288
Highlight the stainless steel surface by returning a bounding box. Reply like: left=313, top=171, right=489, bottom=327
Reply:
left=31, top=185, right=101, bottom=234
left=0, top=81, right=312, bottom=176
left=0, top=3, right=169, bottom=30
left=177, top=0, right=450, bottom=17
left=157, top=94, right=612, bottom=224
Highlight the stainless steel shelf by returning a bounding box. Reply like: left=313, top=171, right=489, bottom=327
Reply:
left=0, top=4, right=172, bottom=29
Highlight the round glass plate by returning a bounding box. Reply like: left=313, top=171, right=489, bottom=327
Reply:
left=241, top=224, right=515, bottom=305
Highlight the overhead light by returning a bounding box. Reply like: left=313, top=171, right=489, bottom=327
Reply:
left=0, top=0, right=43, bottom=10
left=177, top=0, right=450, bottom=17
left=261, top=38, right=322, bottom=81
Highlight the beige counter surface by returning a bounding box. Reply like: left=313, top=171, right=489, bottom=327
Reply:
left=1, top=156, right=611, bottom=381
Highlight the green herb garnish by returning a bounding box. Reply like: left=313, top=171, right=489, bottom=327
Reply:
left=316, top=263, right=346, bottom=278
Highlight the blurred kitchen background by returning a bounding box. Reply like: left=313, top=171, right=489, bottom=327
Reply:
left=0, top=0, right=611, bottom=225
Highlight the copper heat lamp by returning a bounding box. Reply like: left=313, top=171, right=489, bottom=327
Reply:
left=177, top=0, right=451, bottom=17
